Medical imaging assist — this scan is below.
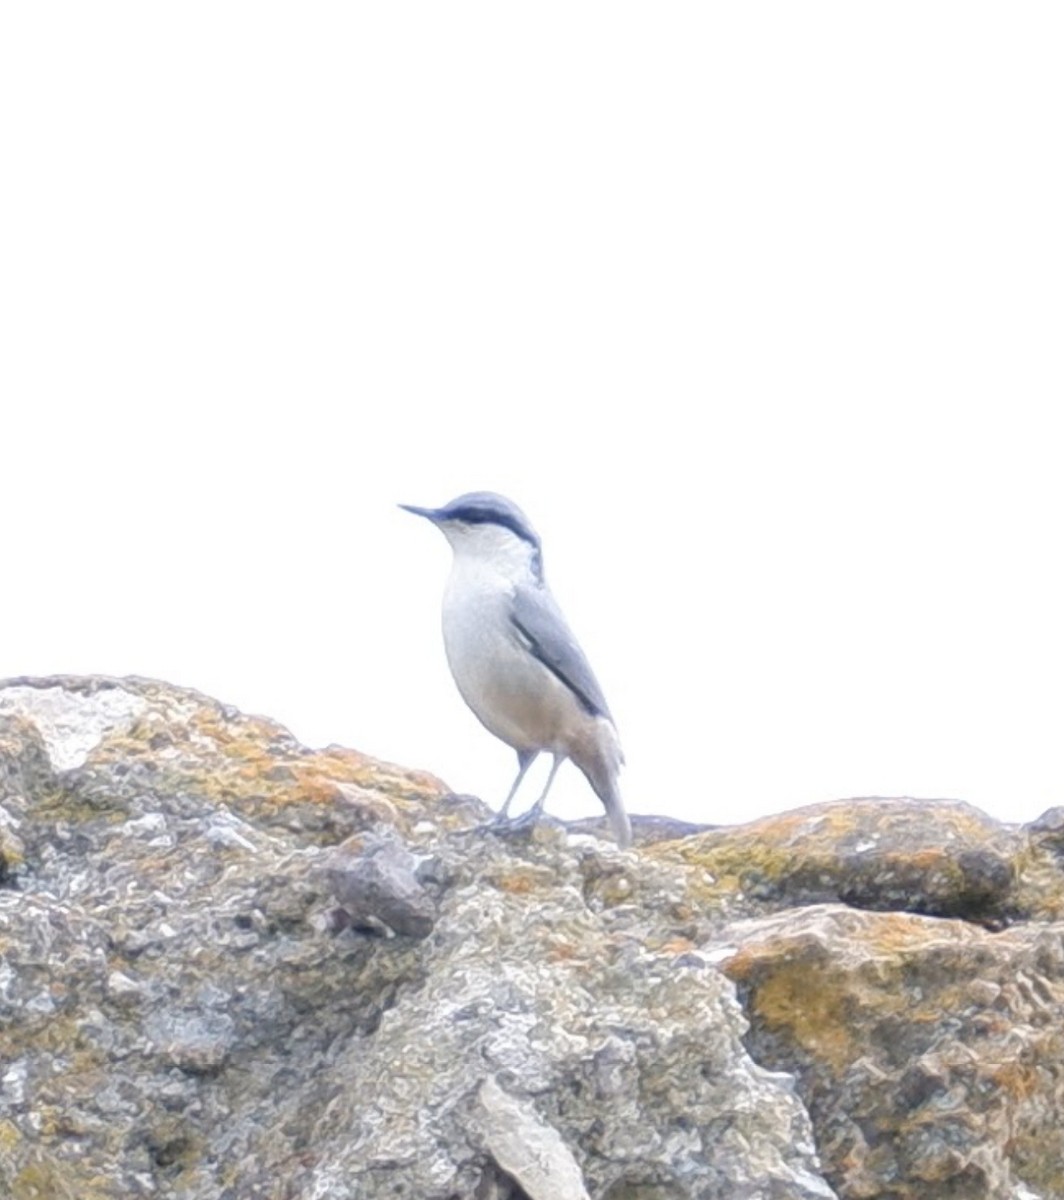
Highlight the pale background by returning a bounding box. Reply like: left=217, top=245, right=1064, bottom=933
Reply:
left=3, top=5, right=1062, bottom=829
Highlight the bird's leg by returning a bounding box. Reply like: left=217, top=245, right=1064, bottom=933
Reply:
left=506, top=754, right=564, bottom=828
left=494, top=749, right=537, bottom=821
left=528, top=753, right=564, bottom=818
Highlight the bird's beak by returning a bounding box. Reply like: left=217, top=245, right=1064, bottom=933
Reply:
left=399, top=504, right=440, bottom=522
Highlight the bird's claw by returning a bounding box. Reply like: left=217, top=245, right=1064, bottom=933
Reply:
left=481, top=807, right=543, bottom=838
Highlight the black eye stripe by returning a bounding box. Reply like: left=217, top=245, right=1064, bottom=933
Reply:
left=444, top=506, right=539, bottom=550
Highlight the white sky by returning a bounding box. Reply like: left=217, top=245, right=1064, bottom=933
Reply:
left=3, top=5, right=1063, bottom=830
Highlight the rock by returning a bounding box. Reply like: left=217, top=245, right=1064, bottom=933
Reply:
left=1019, top=808, right=1064, bottom=921
left=0, top=675, right=830, bottom=1200
left=470, top=1075, right=591, bottom=1200
left=1, top=674, right=1063, bottom=1199
left=325, top=832, right=437, bottom=937
left=668, top=797, right=1021, bottom=924
left=0, top=713, right=53, bottom=882
left=569, top=812, right=717, bottom=846
left=715, top=906, right=1064, bottom=1200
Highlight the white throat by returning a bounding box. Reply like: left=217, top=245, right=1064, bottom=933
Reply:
left=440, top=522, right=540, bottom=586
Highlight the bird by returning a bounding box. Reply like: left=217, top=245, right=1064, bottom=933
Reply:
left=400, top=491, right=631, bottom=849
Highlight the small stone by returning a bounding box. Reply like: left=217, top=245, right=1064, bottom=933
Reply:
left=325, top=834, right=437, bottom=939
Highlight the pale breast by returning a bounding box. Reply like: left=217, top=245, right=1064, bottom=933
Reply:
left=440, top=569, right=586, bottom=754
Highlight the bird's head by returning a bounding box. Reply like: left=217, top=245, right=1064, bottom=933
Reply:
left=400, top=491, right=543, bottom=581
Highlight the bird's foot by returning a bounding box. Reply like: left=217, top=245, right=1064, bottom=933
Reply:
left=481, top=806, right=545, bottom=839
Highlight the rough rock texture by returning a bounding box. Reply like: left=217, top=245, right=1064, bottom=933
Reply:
left=0, top=676, right=1063, bottom=1199
left=719, top=908, right=1064, bottom=1200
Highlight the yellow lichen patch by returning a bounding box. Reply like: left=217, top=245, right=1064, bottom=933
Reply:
left=12, top=1159, right=112, bottom=1200
left=1011, top=840, right=1064, bottom=922
left=0, top=833, right=24, bottom=872
left=0, top=1118, right=21, bottom=1153
left=985, top=1058, right=1044, bottom=1104
left=724, top=911, right=971, bottom=1072
left=309, top=744, right=445, bottom=797
left=690, top=823, right=854, bottom=875
left=654, top=797, right=1021, bottom=924
left=82, top=692, right=452, bottom=839
left=731, top=950, right=858, bottom=1070
left=666, top=798, right=1006, bottom=874
left=856, top=910, right=960, bottom=956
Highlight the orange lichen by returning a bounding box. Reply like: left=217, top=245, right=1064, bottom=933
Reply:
left=77, top=691, right=452, bottom=843
left=732, top=951, right=857, bottom=1070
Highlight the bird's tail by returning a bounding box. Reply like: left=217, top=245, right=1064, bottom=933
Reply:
left=599, top=776, right=632, bottom=850
left=578, top=720, right=632, bottom=849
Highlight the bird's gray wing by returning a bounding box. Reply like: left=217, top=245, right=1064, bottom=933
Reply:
left=511, top=583, right=613, bottom=720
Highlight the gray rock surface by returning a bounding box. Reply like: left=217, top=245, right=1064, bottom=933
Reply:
left=1, top=675, right=1063, bottom=1198
left=0, top=676, right=830, bottom=1199
left=324, top=832, right=437, bottom=937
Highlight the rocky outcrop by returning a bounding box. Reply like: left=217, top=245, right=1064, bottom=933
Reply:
left=0, top=675, right=1062, bottom=1199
